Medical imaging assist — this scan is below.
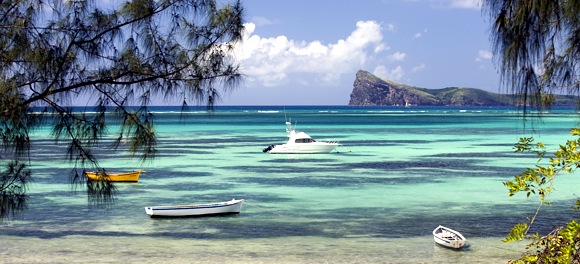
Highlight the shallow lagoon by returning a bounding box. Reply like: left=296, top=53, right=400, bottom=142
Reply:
left=1, top=106, right=578, bottom=263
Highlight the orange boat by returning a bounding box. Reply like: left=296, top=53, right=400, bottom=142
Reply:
left=85, top=170, right=144, bottom=182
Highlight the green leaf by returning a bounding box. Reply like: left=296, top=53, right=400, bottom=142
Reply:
left=504, top=223, right=529, bottom=243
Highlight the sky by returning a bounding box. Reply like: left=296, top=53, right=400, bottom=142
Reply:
left=223, top=0, right=500, bottom=106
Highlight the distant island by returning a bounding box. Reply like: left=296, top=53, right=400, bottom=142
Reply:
left=348, top=70, right=577, bottom=106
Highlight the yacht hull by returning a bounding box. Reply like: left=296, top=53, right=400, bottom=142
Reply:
left=266, top=143, right=338, bottom=154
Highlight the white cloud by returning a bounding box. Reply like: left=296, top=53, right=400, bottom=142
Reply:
left=374, top=43, right=390, bottom=53
left=373, top=65, right=389, bottom=80
left=412, top=63, right=427, bottom=72
left=449, top=0, right=481, bottom=9
left=384, top=23, right=396, bottom=32
left=413, top=28, right=428, bottom=39
left=235, top=21, right=387, bottom=87
left=390, top=52, right=407, bottom=62
left=373, top=65, right=405, bottom=81
left=250, top=16, right=278, bottom=26
left=429, top=0, right=481, bottom=9
left=475, top=50, right=492, bottom=62
left=390, top=66, right=405, bottom=80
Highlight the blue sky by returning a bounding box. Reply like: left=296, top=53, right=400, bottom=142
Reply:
left=225, top=0, right=500, bottom=105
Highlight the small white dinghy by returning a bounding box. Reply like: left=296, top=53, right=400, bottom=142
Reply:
left=145, top=199, right=245, bottom=218
left=432, top=225, right=466, bottom=249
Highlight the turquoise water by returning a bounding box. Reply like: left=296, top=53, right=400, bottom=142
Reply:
left=1, top=106, right=579, bottom=263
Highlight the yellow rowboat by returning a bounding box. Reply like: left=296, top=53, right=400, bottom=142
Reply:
left=85, top=170, right=144, bottom=182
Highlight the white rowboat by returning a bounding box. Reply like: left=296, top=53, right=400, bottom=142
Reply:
left=432, top=225, right=466, bottom=249
left=145, top=199, right=244, bottom=217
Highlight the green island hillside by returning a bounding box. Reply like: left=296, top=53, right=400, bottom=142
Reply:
left=348, top=70, right=577, bottom=106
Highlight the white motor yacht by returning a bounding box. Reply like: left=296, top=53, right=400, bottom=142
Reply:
left=263, top=121, right=339, bottom=154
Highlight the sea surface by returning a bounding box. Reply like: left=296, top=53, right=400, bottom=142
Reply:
left=1, top=105, right=579, bottom=263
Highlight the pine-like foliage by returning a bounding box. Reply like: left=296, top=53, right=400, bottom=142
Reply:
left=0, top=0, right=245, bottom=218
left=483, top=0, right=580, bottom=110
left=483, top=0, right=580, bottom=262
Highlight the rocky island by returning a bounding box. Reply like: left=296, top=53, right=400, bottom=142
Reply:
left=348, top=70, right=576, bottom=106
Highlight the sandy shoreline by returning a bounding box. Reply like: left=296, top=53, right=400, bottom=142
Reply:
left=1, top=235, right=526, bottom=263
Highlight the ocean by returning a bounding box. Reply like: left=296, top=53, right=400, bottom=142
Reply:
left=1, top=105, right=579, bottom=263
